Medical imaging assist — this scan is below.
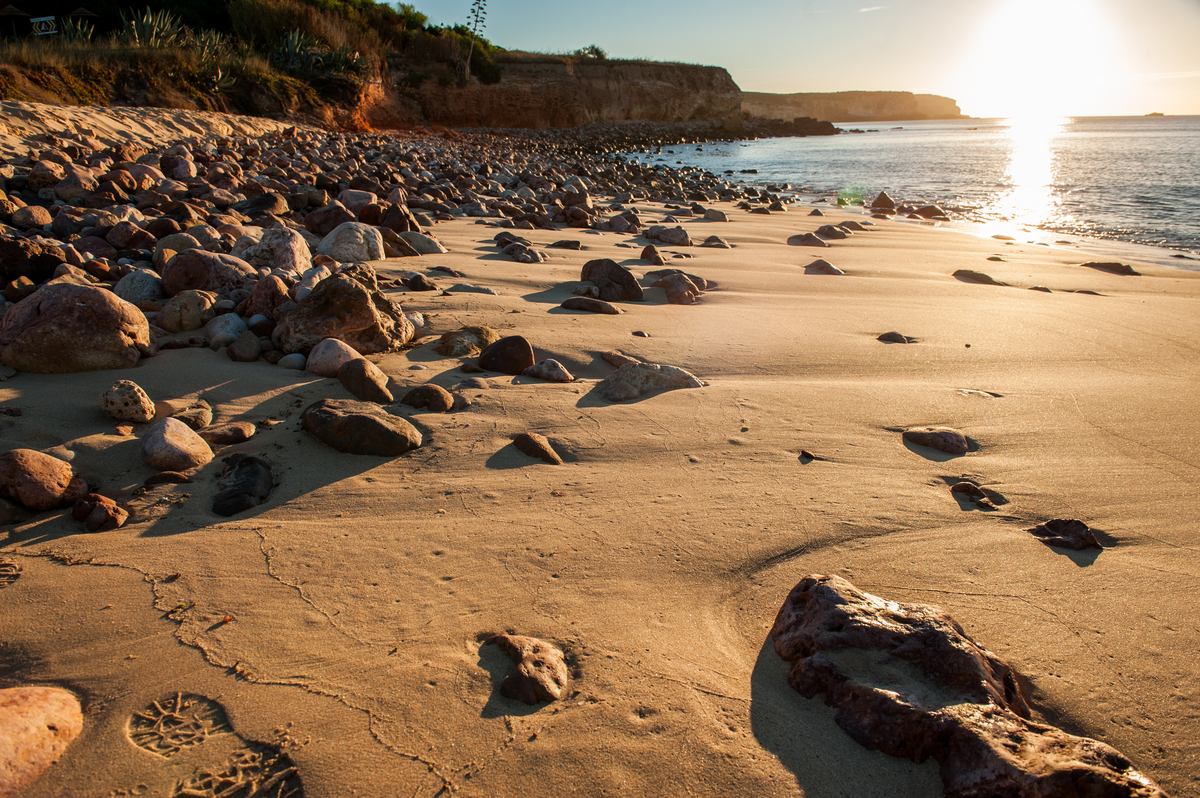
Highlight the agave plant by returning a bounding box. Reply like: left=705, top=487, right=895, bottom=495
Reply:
left=271, top=29, right=322, bottom=75
left=321, top=46, right=370, bottom=79
left=207, top=66, right=237, bottom=94
left=119, top=6, right=187, bottom=48
left=187, top=29, right=229, bottom=65
left=59, top=18, right=95, bottom=44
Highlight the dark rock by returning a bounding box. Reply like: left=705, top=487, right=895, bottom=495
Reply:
left=1080, top=261, right=1140, bottom=276
left=143, top=471, right=192, bottom=486
left=771, top=574, right=1162, bottom=798
left=160, top=250, right=256, bottom=296
left=230, top=192, right=289, bottom=217
left=300, top=398, right=422, bottom=456
left=338, top=357, right=393, bottom=404
left=71, top=493, right=128, bottom=531
left=1028, top=519, right=1103, bottom=550
left=913, top=204, right=949, bottom=220
left=305, top=202, right=357, bottom=237
left=478, top=335, right=536, bottom=375
left=512, top=432, right=562, bottom=464
left=406, top=273, right=438, bottom=291
left=871, top=191, right=896, bottom=209
left=226, top=331, right=262, bottom=363
left=806, top=259, right=845, bottom=275
left=953, top=269, right=1009, bottom=287
left=787, top=233, right=829, bottom=248
left=211, top=453, right=274, bottom=517
left=652, top=272, right=703, bottom=304
left=580, top=259, right=643, bottom=302
left=484, top=634, right=569, bottom=704
left=400, top=384, right=454, bottom=412
left=435, top=326, right=499, bottom=357
left=816, top=224, right=849, bottom=240
left=170, top=398, right=212, bottom=430
left=548, top=240, right=583, bottom=250
left=903, top=427, right=969, bottom=455
left=197, top=422, right=256, bottom=446
left=877, top=331, right=915, bottom=344
left=560, top=297, right=620, bottom=314
left=808, top=209, right=825, bottom=216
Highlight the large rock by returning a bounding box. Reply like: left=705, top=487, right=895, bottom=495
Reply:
left=317, top=222, right=384, bottom=262
left=0, top=283, right=152, bottom=373
left=645, top=225, right=692, bottom=246
left=0, top=686, right=83, bottom=798
left=597, top=362, right=704, bottom=402
left=478, top=336, right=536, bottom=375
left=243, top=275, right=291, bottom=319
left=141, top=418, right=213, bottom=471
left=580, top=259, right=643, bottom=302
left=396, top=232, right=448, bottom=255
left=300, top=398, right=422, bottom=456
left=273, top=274, right=414, bottom=355
left=772, top=574, right=1166, bottom=798
left=0, top=238, right=68, bottom=284
left=114, top=268, right=166, bottom=305
left=157, top=290, right=218, bottom=333
left=0, top=449, right=87, bottom=511
left=307, top=338, right=362, bottom=378
left=160, top=250, right=256, bottom=296
left=338, top=357, right=393, bottom=403
left=304, top=202, right=356, bottom=236
left=241, top=227, right=311, bottom=274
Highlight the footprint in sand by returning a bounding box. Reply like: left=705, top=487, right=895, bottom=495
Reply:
left=169, top=742, right=303, bottom=798
left=0, top=559, right=19, bottom=588
left=128, top=693, right=232, bottom=757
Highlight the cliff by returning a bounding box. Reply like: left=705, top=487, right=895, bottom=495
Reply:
left=742, top=91, right=964, bottom=123
left=396, top=57, right=743, bottom=129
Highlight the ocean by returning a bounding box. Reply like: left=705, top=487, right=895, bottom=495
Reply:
left=626, top=116, right=1200, bottom=268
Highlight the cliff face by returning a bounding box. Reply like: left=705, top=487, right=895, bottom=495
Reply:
left=406, top=60, right=743, bottom=129
left=742, top=91, right=964, bottom=123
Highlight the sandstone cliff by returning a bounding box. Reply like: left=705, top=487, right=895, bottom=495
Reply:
left=398, top=57, right=743, bottom=129
left=742, top=91, right=964, bottom=123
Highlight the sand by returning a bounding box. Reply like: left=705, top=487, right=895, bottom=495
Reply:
left=2, top=125, right=1200, bottom=796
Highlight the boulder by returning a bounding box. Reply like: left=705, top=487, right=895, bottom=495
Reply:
left=337, top=357, right=393, bottom=403
left=230, top=191, right=289, bottom=217
left=114, top=269, right=166, bottom=305
left=0, top=449, right=87, bottom=511
left=0, top=686, right=83, bottom=797
left=142, top=417, right=213, bottom=471
left=0, top=238, right=68, bottom=285
left=772, top=574, right=1166, bottom=798
left=241, top=227, right=311, bottom=274
left=400, top=384, right=453, bottom=412
left=580, top=259, right=643, bottom=302
left=523, top=359, right=574, bottom=382
left=304, top=202, right=356, bottom=237
left=435, top=326, right=499, bottom=357
left=0, top=283, right=152, bottom=373
left=273, top=275, right=414, bottom=355
left=317, top=222, right=384, bottom=262
left=871, top=191, right=896, bottom=209
left=226, top=331, right=263, bottom=362
left=307, top=338, right=363, bottom=377
left=99, top=380, right=155, bottom=423
left=157, top=290, right=218, bottom=333
left=396, top=232, right=448, bottom=255
left=71, top=493, right=129, bottom=531
left=300, top=398, right=422, bottom=456
left=160, top=250, right=256, bottom=296
left=645, top=225, right=692, bottom=246
left=652, top=272, right=703, bottom=304
left=479, top=336, right=536, bottom=375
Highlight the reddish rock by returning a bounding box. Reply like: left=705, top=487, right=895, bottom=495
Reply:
left=512, top=432, right=562, bottom=464
left=170, top=398, right=213, bottom=430
left=0, top=449, right=87, bottom=511
left=772, top=574, right=1165, bottom=798
left=580, top=259, right=644, bottom=302
left=300, top=398, right=422, bottom=456
left=142, top=417, right=213, bottom=471
left=244, top=275, right=291, bottom=319
left=653, top=272, right=703, bottom=304
left=400, top=384, right=453, bottom=412
left=197, top=422, right=257, bottom=446
left=338, top=357, right=393, bottom=404
left=71, top=493, right=129, bottom=531
left=0, top=686, right=83, bottom=797
left=0, top=283, right=152, bottom=373
left=273, top=274, right=414, bottom=355
left=478, top=335, right=536, bottom=375
left=304, top=202, right=356, bottom=237
left=160, top=250, right=256, bottom=296
left=483, top=634, right=569, bottom=704
left=435, top=326, right=499, bottom=357
left=561, top=296, right=620, bottom=314
left=1027, top=518, right=1103, bottom=550
left=902, top=426, right=969, bottom=455
left=0, top=239, right=67, bottom=284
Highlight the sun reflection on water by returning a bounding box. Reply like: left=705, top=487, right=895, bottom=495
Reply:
left=985, top=116, right=1067, bottom=236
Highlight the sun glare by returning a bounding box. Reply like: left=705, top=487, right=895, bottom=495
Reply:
left=954, top=0, right=1126, bottom=119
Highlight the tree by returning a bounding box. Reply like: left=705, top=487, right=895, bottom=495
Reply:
left=463, top=0, right=486, bottom=84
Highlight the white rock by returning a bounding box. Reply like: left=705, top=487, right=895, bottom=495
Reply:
left=242, top=227, right=311, bottom=274
left=317, top=222, right=384, bottom=262
left=205, top=313, right=248, bottom=339
left=396, top=232, right=448, bottom=255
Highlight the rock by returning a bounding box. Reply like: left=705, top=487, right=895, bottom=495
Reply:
left=227, top=330, right=263, bottom=362
left=242, top=227, right=311, bottom=274
left=581, top=259, right=643, bottom=302
left=560, top=296, right=619, bottom=314
left=1080, top=261, right=1140, bottom=276
left=913, top=204, right=949, bottom=220
left=11, top=205, right=52, bottom=230
left=317, top=222, right=384, bottom=262
left=400, top=384, right=454, bottom=412
left=548, top=240, right=582, bottom=250
left=597, top=362, right=703, bottom=402
left=70, top=493, right=128, bottom=531
left=483, top=634, right=569, bottom=704
left=699, top=235, right=731, bottom=248
left=652, top=272, right=703, bottom=304
left=816, top=224, right=849, bottom=240
left=840, top=221, right=870, bottom=232
left=0, top=283, right=152, bottom=373
left=142, top=417, right=213, bottom=471
left=479, top=335, right=536, bottom=375
left=435, top=326, right=499, bottom=357
left=243, top=276, right=291, bottom=321
left=212, top=453, right=274, bottom=517
left=771, top=574, right=1164, bottom=798
left=953, top=269, right=1009, bottom=286
left=157, top=290, right=218, bottom=333
left=512, top=432, right=563, bottom=464
left=787, top=233, right=829, bottom=247
left=703, top=208, right=728, bottom=222
left=877, top=331, right=915, bottom=344
left=0, top=686, right=83, bottom=797
left=273, top=274, right=413, bottom=355
left=277, top=353, right=306, bottom=370
left=300, top=398, right=422, bottom=456
left=871, top=191, right=896, bottom=209
left=99, top=380, right=155, bottom=423
left=806, top=259, right=845, bottom=275
left=0, top=238, right=66, bottom=285
left=160, top=250, right=255, bottom=296
left=0, top=449, right=87, bottom=511
left=808, top=208, right=825, bottom=216
left=902, top=426, right=969, bottom=455
left=646, top=225, right=692, bottom=246
left=405, top=273, right=438, bottom=291
left=950, top=481, right=995, bottom=509
left=300, top=339, right=358, bottom=379
left=113, top=268, right=165, bottom=307
left=1027, top=518, right=1103, bottom=550
left=397, top=232, right=449, bottom=255
left=197, top=422, right=256, bottom=446
left=338, top=357, right=393, bottom=403
left=230, top=191, right=289, bottom=217
left=523, top=359, right=574, bottom=382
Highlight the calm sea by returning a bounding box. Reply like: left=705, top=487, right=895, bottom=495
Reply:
left=630, top=116, right=1200, bottom=267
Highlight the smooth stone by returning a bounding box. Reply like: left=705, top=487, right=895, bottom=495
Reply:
left=197, top=422, right=256, bottom=446
left=277, top=353, right=306, bottom=370
left=0, top=686, right=83, bottom=797
left=478, top=335, right=536, bottom=375
left=787, top=233, right=829, bottom=247
left=141, top=417, right=213, bottom=471
left=226, top=331, right=262, bottom=362
left=902, top=426, right=969, bottom=455
left=307, top=338, right=362, bottom=378
left=512, top=432, right=563, bottom=464
left=396, top=231, right=448, bottom=255
left=70, top=493, right=129, bottom=531
left=1027, top=518, right=1103, bottom=550
left=597, top=362, right=703, bottom=402
left=338, top=357, right=393, bottom=404
left=212, top=453, right=274, bottom=516
left=523, top=359, right=574, bottom=382
left=560, top=296, right=619, bottom=314
left=400, top=384, right=454, bottom=412
left=0, top=449, right=87, bottom=511
left=300, top=398, right=422, bottom=456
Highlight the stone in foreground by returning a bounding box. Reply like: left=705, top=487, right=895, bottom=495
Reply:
left=597, top=362, right=704, bottom=402
left=0, top=449, right=87, bottom=511
left=141, top=418, right=213, bottom=471
left=212, top=454, right=274, bottom=517
left=484, top=634, right=569, bottom=705
left=772, top=574, right=1165, bottom=798
left=478, top=335, right=536, bottom=375
left=512, top=432, right=562, bottom=464
left=0, top=686, right=83, bottom=798
left=903, top=426, right=969, bottom=455
left=1028, top=518, right=1103, bottom=550
left=301, top=399, right=422, bottom=456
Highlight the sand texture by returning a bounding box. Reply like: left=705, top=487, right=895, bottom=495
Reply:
left=2, top=169, right=1199, bottom=796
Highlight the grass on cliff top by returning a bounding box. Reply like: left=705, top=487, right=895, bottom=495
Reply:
left=495, top=50, right=721, bottom=70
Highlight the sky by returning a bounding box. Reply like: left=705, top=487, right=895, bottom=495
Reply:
left=411, top=0, right=1200, bottom=118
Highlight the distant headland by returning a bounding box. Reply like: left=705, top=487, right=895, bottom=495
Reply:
left=742, top=90, right=966, bottom=123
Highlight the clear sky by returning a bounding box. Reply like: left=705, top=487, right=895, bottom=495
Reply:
left=411, top=0, right=1200, bottom=118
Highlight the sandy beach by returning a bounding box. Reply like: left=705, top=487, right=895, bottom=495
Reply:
left=1, top=106, right=1198, bottom=798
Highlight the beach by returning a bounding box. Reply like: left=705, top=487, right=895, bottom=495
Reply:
left=0, top=104, right=1198, bottom=797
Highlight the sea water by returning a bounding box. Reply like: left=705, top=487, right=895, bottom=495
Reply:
left=627, top=116, right=1200, bottom=268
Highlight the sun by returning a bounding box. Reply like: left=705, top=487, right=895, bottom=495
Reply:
left=953, top=0, right=1127, bottom=119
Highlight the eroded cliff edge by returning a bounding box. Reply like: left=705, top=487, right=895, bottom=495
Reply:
left=742, top=90, right=964, bottom=122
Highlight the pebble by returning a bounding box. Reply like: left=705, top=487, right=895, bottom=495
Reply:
left=99, top=379, right=155, bottom=423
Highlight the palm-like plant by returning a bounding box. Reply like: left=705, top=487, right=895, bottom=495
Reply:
left=119, top=6, right=186, bottom=48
